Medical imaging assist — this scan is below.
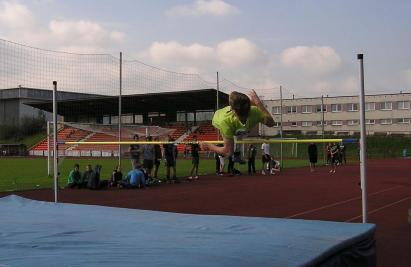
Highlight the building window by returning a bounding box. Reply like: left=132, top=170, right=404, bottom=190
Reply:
left=272, top=106, right=281, bottom=114
left=121, top=114, right=134, bottom=124
left=301, top=105, right=312, bottom=113
left=347, top=120, right=358, bottom=125
left=291, top=122, right=298, bottom=127
left=366, top=119, right=375, bottom=125
left=331, top=120, right=343, bottom=126
left=302, top=121, right=313, bottom=127
left=380, top=102, right=392, bottom=110
left=380, top=119, right=392, bottom=125
left=365, top=102, right=375, bottom=111
left=348, top=103, right=358, bottom=111
left=398, top=101, right=410, bottom=110
left=331, top=104, right=342, bottom=112
left=287, top=106, right=297, bottom=113
left=317, top=121, right=327, bottom=126
left=273, top=121, right=282, bottom=127
left=316, top=104, right=327, bottom=112
left=398, top=118, right=410, bottom=124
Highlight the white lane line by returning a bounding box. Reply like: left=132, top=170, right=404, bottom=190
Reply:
left=345, top=195, right=411, bottom=222
left=285, top=186, right=401, bottom=219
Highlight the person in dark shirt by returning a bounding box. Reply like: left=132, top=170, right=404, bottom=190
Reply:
left=330, top=143, right=339, bottom=174
left=308, top=143, right=318, bottom=172
left=163, top=136, right=178, bottom=183
left=247, top=144, right=257, bottom=175
left=81, top=164, right=93, bottom=188
left=153, top=137, right=162, bottom=180
left=129, top=135, right=141, bottom=169
left=110, top=165, right=123, bottom=187
left=188, top=136, right=200, bottom=180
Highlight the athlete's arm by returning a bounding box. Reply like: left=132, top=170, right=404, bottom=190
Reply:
left=200, top=137, right=234, bottom=157
left=248, top=90, right=275, bottom=127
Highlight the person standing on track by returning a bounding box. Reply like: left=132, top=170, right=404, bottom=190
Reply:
left=247, top=144, right=257, bottom=175
left=200, top=90, right=275, bottom=160
left=188, top=135, right=200, bottom=180
left=308, top=142, right=318, bottom=172
left=261, top=141, right=271, bottom=175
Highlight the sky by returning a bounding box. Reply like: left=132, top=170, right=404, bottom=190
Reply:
left=0, top=0, right=411, bottom=98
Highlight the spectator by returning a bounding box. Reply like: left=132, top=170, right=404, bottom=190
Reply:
left=188, top=136, right=200, bottom=180
left=308, top=143, right=318, bottom=172
left=261, top=141, right=271, bottom=175
left=330, top=143, right=339, bottom=173
left=270, top=159, right=281, bottom=175
left=120, top=164, right=146, bottom=189
left=326, top=143, right=332, bottom=165
left=153, top=137, right=162, bottom=180
left=339, top=143, right=347, bottom=165
left=129, top=135, right=141, bottom=169
left=214, top=144, right=224, bottom=176
left=81, top=164, right=93, bottom=188
left=142, top=136, right=155, bottom=179
left=110, top=165, right=123, bottom=187
left=247, top=144, right=257, bottom=175
left=163, top=136, right=179, bottom=183
left=87, top=165, right=102, bottom=190
left=67, top=164, right=81, bottom=188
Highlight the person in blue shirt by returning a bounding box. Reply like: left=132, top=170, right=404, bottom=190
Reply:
left=121, top=164, right=146, bottom=189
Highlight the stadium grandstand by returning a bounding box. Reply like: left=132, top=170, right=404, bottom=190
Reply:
left=27, top=89, right=230, bottom=157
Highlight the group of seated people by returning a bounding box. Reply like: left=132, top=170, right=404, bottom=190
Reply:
left=67, top=163, right=147, bottom=190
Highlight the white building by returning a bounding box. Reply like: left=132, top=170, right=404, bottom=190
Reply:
left=262, top=92, right=411, bottom=136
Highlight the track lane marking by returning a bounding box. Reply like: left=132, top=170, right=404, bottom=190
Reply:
left=285, top=186, right=401, bottom=219
left=345, top=195, right=411, bottom=222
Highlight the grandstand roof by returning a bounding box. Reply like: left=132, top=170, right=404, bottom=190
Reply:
left=25, top=89, right=229, bottom=116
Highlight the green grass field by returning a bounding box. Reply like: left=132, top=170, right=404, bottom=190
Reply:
left=0, top=156, right=327, bottom=192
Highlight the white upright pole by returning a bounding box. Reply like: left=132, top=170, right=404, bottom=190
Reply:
left=357, top=54, right=368, bottom=223
left=322, top=95, right=326, bottom=165
left=47, top=121, right=51, bottom=176
left=52, top=81, right=58, bottom=203
left=280, top=86, right=283, bottom=167
left=216, top=72, right=220, bottom=141
left=119, top=52, right=122, bottom=166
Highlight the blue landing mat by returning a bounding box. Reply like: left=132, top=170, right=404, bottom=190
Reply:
left=0, top=195, right=375, bottom=267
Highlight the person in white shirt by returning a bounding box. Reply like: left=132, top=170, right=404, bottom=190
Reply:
left=261, top=141, right=271, bottom=175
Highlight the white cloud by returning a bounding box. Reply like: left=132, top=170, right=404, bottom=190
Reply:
left=0, top=1, right=35, bottom=29
left=280, top=46, right=341, bottom=75
left=216, top=38, right=263, bottom=67
left=148, top=41, right=215, bottom=66
left=402, top=69, right=411, bottom=86
left=0, top=1, right=124, bottom=53
left=166, top=0, right=239, bottom=17
left=144, top=38, right=263, bottom=71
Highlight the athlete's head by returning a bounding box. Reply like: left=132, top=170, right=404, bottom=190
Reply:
left=229, top=91, right=250, bottom=123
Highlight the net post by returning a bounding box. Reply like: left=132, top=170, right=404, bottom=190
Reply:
left=322, top=95, right=326, bottom=165
left=47, top=120, right=50, bottom=176
left=358, top=53, right=368, bottom=223
left=216, top=71, right=220, bottom=141
left=118, top=52, right=122, bottom=167
left=52, top=81, right=58, bottom=203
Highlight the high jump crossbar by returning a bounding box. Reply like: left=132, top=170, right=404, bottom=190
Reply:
left=64, top=138, right=348, bottom=145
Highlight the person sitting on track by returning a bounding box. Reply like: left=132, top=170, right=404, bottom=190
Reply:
left=81, top=164, right=93, bottom=188
left=67, top=164, right=81, bottom=189
left=120, top=163, right=146, bottom=189
left=200, top=90, right=275, bottom=157
left=109, top=165, right=123, bottom=188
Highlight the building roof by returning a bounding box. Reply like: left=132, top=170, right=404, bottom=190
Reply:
left=25, top=89, right=229, bottom=117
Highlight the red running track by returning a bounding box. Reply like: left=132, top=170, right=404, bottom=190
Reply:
left=1, top=159, right=410, bottom=267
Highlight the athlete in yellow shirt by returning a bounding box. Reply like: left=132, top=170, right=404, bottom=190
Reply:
left=201, top=90, right=275, bottom=156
